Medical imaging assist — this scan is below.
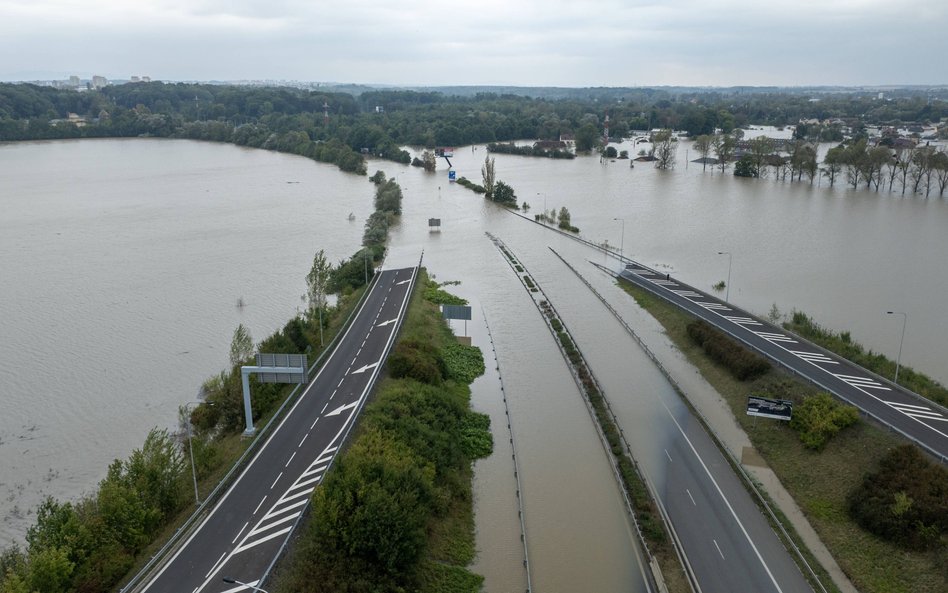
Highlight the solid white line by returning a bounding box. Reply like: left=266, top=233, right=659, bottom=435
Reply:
left=254, top=495, right=268, bottom=514
left=231, top=521, right=248, bottom=544
left=713, top=539, right=726, bottom=560
left=661, top=400, right=784, bottom=593
left=686, top=489, right=696, bottom=506
left=270, top=471, right=282, bottom=489
left=234, top=525, right=294, bottom=554
left=204, top=552, right=227, bottom=579
left=298, top=434, right=308, bottom=448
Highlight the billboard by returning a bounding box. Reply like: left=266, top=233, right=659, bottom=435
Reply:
left=435, top=147, right=455, bottom=157
left=746, top=396, right=793, bottom=421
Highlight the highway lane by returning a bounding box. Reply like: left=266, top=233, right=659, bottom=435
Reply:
left=139, top=266, right=417, bottom=593
left=618, top=262, right=948, bottom=462
left=660, top=405, right=811, bottom=593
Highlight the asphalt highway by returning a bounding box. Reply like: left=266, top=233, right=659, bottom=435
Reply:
left=139, top=266, right=417, bottom=593
left=618, top=262, right=948, bottom=462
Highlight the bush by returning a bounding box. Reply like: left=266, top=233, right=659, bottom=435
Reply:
left=441, top=343, right=485, bottom=384
left=687, top=320, right=771, bottom=381
left=388, top=339, right=445, bottom=385
left=848, top=445, right=948, bottom=551
left=789, top=392, right=860, bottom=450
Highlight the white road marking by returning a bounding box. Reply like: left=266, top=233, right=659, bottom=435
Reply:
left=723, top=316, right=763, bottom=326
left=302, top=463, right=329, bottom=479
left=220, top=580, right=261, bottom=593
left=270, top=471, right=283, bottom=488
left=285, top=451, right=296, bottom=467
left=326, top=401, right=359, bottom=417
left=396, top=279, right=410, bottom=285
left=790, top=351, right=839, bottom=365
left=262, top=498, right=308, bottom=521
left=699, top=302, right=732, bottom=311
left=377, top=318, right=397, bottom=327
left=338, top=377, right=346, bottom=388
left=310, top=417, right=319, bottom=430
left=205, top=552, right=227, bottom=579
left=661, top=400, right=784, bottom=593
left=248, top=510, right=302, bottom=537
left=351, top=361, right=380, bottom=374
left=234, top=525, right=294, bottom=553
left=754, top=331, right=797, bottom=343
left=231, top=521, right=248, bottom=544
left=665, top=449, right=673, bottom=462
left=713, top=539, right=726, bottom=560
left=670, top=289, right=703, bottom=298
left=686, top=489, right=696, bottom=506
left=321, top=402, right=329, bottom=413
left=254, top=495, right=268, bottom=515
left=298, top=434, right=308, bottom=448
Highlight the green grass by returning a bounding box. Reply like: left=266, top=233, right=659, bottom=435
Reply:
left=619, top=280, right=948, bottom=593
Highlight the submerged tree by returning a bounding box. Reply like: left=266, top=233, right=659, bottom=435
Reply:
left=481, top=154, right=496, bottom=199
left=653, top=129, right=676, bottom=170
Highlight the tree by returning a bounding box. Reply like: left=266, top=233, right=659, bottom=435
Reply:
left=306, top=249, right=331, bottom=311
left=491, top=180, right=517, bottom=206
left=747, top=135, right=774, bottom=178
left=603, top=145, right=618, bottom=158
left=843, top=139, right=868, bottom=188
left=421, top=149, right=436, bottom=172
left=822, top=145, right=845, bottom=187
left=653, top=129, right=675, bottom=170
left=229, top=323, right=254, bottom=367
left=734, top=155, right=756, bottom=177
left=557, top=207, right=571, bottom=229
left=693, top=134, right=713, bottom=171
left=480, top=154, right=496, bottom=198
left=574, top=123, right=599, bottom=152
left=712, top=133, right=735, bottom=172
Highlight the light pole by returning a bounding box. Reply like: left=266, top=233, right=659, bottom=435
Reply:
left=613, top=217, right=625, bottom=258
left=316, top=269, right=324, bottom=347
left=363, top=250, right=369, bottom=285
left=537, top=192, right=546, bottom=223
left=222, top=577, right=269, bottom=593
left=183, top=401, right=209, bottom=506
left=886, top=311, right=907, bottom=384
left=717, top=251, right=732, bottom=301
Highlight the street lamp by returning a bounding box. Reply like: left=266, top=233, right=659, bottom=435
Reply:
left=717, top=251, right=732, bottom=301
left=316, top=269, right=324, bottom=347
left=886, top=311, right=907, bottom=384
left=613, top=217, right=625, bottom=258
left=183, top=401, right=211, bottom=506
left=222, top=577, right=269, bottom=593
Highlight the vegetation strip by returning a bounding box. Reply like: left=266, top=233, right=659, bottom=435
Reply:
left=481, top=306, right=533, bottom=592
left=565, top=254, right=833, bottom=593
left=612, top=270, right=947, bottom=593
left=271, top=270, right=492, bottom=593
left=486, top=232, right=683, bottom=593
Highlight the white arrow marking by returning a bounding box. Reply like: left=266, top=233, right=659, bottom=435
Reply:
left=376, top=318, right=397, bottom=327
left=325, top=401, right=359, bottom=417
left=351, top=361, right=379, bottom=374
left=396, top=279, right=410, bottom=285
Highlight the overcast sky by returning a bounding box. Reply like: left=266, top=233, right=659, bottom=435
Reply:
left=2, top=0, right=946, bottom=86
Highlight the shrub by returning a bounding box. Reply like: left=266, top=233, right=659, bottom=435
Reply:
left=387, top=339, right=445, bottom=385
left=442, top=343, right=485, bottom=384
left=848, top=445, right=948, bottom=551
left=789, top=392, right=860, bottom=450
left=686, top=320, right=771, bottom=380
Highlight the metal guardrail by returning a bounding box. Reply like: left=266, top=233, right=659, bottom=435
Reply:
left=120, top=271, right=382, bottom=593
left=481, top=306, right=534, bottom=593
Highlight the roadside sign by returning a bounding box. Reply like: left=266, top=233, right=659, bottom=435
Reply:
left=746, top=395, right=793, bottom=421
left=448, top=169, right=456, bottom=182
left=255, top=353, right=307, bottom=384
left=441, top=304, right=472, bottom=321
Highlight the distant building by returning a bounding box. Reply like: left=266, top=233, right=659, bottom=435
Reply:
left=141, top=76, right=151, bottom=82
left=91, top=75, right=108, bottom=89
left=130, top=76, right=140, bottom=83
left=68, top=75, right=80, bottom=87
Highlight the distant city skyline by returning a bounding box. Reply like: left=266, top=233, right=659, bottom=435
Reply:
left=2, top=0, right=946, bottom=87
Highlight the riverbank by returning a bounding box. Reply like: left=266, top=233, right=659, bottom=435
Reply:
left=618, top=281, right=947, bottom=593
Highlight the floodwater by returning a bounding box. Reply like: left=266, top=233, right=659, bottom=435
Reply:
left=3, top=135, right=947, bottom=591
